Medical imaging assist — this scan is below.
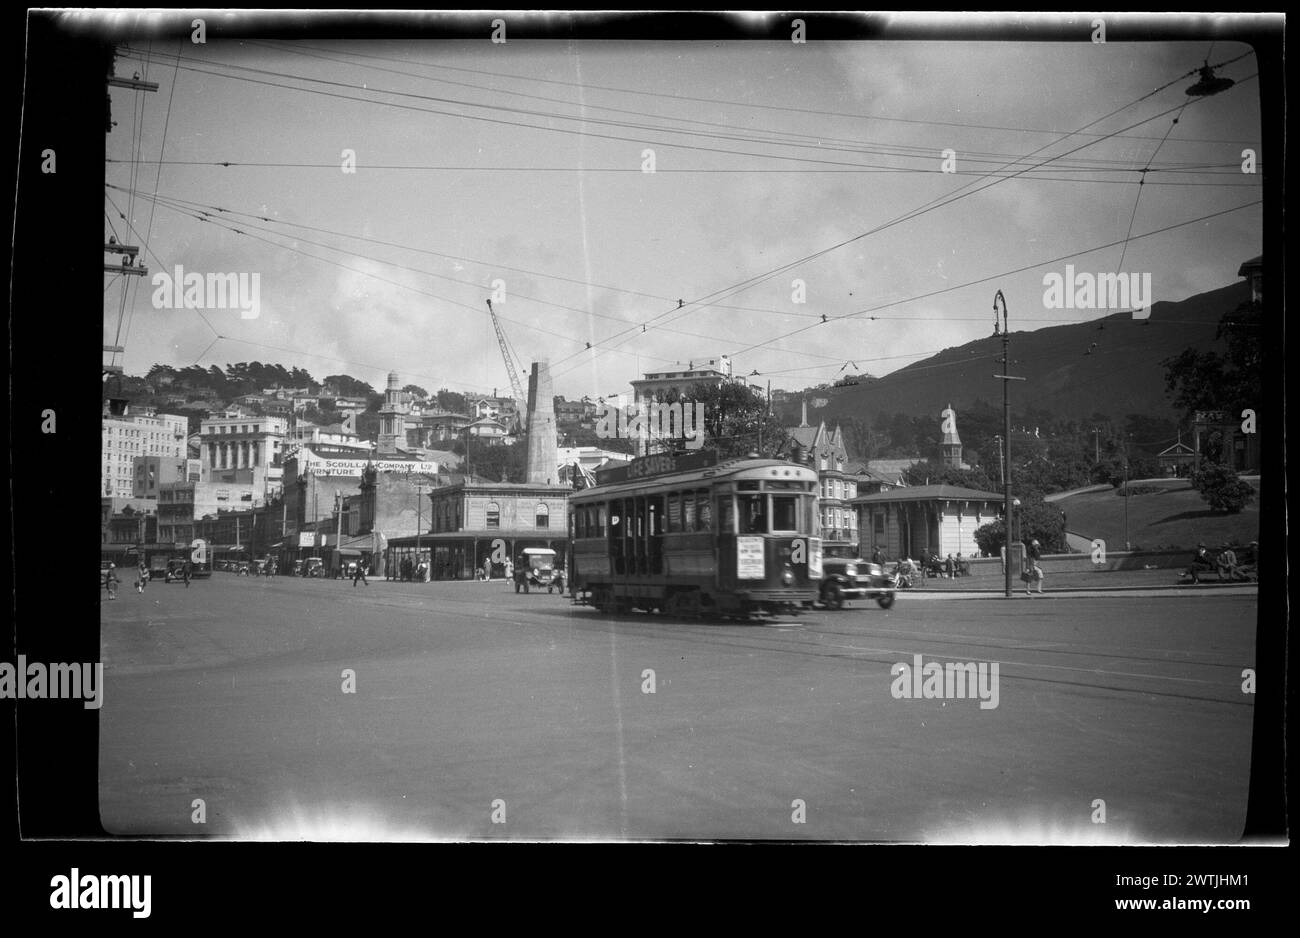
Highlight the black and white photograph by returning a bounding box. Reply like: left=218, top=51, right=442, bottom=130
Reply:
left=6, top=7, right=1289, bottom=916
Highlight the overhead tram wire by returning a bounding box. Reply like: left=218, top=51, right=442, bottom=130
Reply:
left=236, top=38, right=1259, bottom=148
left=727, top=198, right=1262, bottom=362
left=111, top=183, right=851, bottom=363
left=105, top=182, right=862, bottom=326
left=121, top=38, right=183, bottom=357
left=106, top=157, right=1262, bottom=186
left=140, top=196, right=698, bottom=376
left=225, top=39, right=1250, bottom=173
left=557, top=63, right=1259, bottom=373
left=112, top=48, right=1258, bottom=179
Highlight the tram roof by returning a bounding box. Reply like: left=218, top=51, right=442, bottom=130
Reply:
left=573, top=457, right=816, bottom=498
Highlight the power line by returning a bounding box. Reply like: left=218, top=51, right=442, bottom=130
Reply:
left=230, top=38, right=1260, bottom=148
left=562, top=67, right=1258, bottom=372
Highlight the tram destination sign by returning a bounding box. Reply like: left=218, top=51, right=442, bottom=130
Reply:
left=596, top=449, right=719, bottom=486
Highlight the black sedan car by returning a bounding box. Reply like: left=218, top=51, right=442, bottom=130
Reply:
left=817, top=557, right=897, bottom=609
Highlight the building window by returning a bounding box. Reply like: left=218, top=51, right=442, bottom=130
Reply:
left=536, top=504, right=549, bottom=528
left=486, top=502, right=500, bottom=528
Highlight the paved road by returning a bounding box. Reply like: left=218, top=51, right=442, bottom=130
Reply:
left=99, top=576, right=1256, bottom=842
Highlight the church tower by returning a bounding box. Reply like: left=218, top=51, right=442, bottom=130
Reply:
left=940, top=403, right=963, bottom=468
left=377, top=371, right=407, bottom=456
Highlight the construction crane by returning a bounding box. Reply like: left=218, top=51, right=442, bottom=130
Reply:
left=486, top=299, right=526, bottom=404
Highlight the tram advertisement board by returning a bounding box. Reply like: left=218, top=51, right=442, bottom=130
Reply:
left=736, top=536, right=765, bottom=579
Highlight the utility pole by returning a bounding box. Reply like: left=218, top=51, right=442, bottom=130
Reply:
left=416, top=481, right=424, bottom=581
left=1092, top=427, right=1101, bottom=464
left=993, top=291, right=1025, bottom=600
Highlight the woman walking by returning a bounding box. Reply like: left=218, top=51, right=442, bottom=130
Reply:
left=1025, top=539, right=1045, bottom=595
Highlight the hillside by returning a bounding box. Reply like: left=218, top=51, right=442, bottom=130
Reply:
left=811, top=280, right=1249, bottom=425
left=1057, top=478, right=1260, bottom=551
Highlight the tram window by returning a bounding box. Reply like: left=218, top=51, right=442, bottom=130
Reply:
left=695, top=489, right=711, bottom=531
left=738, top=494, right=766, bottom=534
left=771, top=495, right=799, bottom=533
left=718, top=496, right=735, bottom=534
left=682, top=492, right=695, bottom=531
left=649, top=497, right=664, bottom=536
left=597, top=505, right=607, bottom=537
left=667, top=493, right=681, bottom=532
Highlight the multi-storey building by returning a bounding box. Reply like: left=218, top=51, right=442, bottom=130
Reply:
left=197, top=414, right=288, bottom=496
left=101, top=410, right=188, bottom=498
left=780, top=401, right=858, bottom=551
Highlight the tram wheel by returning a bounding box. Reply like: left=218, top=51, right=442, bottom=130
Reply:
left=823, top=584, right=845, bottom=610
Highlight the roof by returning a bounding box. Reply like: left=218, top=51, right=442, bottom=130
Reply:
left=1237, top=255, right=1262, bottom=276
left=852, top=484, right=1008, bottom=504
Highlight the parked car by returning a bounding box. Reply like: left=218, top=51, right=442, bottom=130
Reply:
left=149, top=558, right=170, bottom=581
left=816, top=557, right=897, bottom=610
left=305, top=557, right=325, bottom=578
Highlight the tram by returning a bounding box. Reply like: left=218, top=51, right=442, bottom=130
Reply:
left=568, top=450, right=822, bottom=618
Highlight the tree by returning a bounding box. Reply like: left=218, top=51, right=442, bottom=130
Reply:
left=1190, top=462, right=1255, bottom=513
left=403, top=384, right=429, bottom=399
left=323, top=374, right=376, bottom=399
left=902, top=459, right=997, bottom=493
left=973, top=498, right=1067, bottom=556
left=657, top=382, right=787, bottom=460
left=1163, top=298, right=1262, bottom=422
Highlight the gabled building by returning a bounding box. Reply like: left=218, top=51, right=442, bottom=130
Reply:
left=778, top=399, right=858, bottom=550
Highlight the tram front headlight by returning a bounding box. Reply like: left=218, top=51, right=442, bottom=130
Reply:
left=781, top=564, right=795, bottom=587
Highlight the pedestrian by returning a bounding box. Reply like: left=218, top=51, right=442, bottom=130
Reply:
left=353, top=559, right=369, bottom=587
left=1025, top=539, right=1044, bottom=595
left=871, top=545, right=882, bottom=566
left=137, top=561, right=148, bottom=593
left=104, top=563, right=119, bottom=600
left=945, top=553, right=955, bottom=579
left=1216, top=545, right=1242, bottom=582
left=1187, top=542, right=1215, bottom=584
left=182, top=560, right=192, bottom=588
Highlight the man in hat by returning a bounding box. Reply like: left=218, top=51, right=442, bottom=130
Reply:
left=1188, top=542, right=1215, bottom=584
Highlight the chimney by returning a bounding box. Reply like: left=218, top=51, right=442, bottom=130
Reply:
left=800, top=397, right=809, bottom=428
left=525, top=361, right=558, bottom=485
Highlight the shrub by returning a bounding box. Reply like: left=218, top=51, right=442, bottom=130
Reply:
left=1190, top=462, right=1255, bottom=514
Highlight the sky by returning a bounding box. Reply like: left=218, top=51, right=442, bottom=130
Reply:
left=101, top=14, right=1265, bottom=403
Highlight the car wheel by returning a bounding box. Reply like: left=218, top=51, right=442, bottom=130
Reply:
left=823, top=583, right=844, bottom=610
left=877, top=591, right=896, bottom=610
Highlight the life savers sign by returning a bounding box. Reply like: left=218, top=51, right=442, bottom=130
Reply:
left=297, top=532, right=316, bottom=548
left=736, top=536, right=765, bottom=579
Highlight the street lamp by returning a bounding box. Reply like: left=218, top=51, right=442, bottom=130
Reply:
left=992, top=290, right=1025, bottom=599
left=334, top=489, right=342, bottom=577
left=416, top=481, right=424, bottom=582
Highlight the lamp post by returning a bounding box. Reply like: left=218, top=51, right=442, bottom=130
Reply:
left=334, top=489, right=342, bottom=577
left=416, top=481, right=424, bottom=582
left=992, top=290, right=1024, bottom=599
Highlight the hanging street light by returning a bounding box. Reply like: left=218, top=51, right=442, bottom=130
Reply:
left=1186, top=64, right=1235, bottom=97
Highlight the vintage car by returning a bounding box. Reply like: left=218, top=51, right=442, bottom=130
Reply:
left=513, top=548, right=565, bottom=594
left=816, top=556, right=897, bottom=610
left=304, top=557, right=325, bottom=578
left=163, top=559, right=214, bottom=581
